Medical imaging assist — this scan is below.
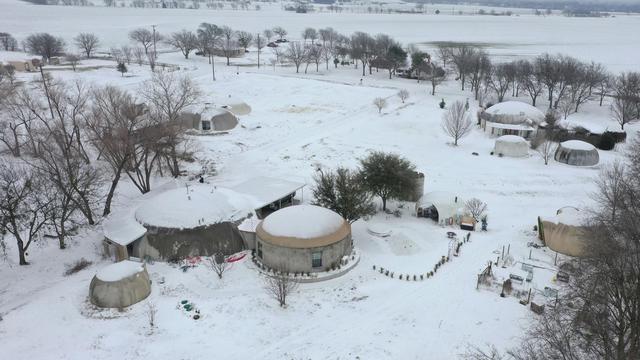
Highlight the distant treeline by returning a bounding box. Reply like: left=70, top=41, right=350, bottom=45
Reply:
left=413, top=0, right=640, bottom=14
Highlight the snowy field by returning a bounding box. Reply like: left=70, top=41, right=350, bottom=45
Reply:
left=1, top=1, right=640, bottom=359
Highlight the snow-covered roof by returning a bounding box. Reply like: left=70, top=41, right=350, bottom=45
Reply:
left=542, top=206, right=588, bottom=227
left=261, top=205, right=345, bottom=239
left=496, top=135, right=527, bottom=144
left=238, top=217, right=260, bottom=233
left=416, top=191, right=464, bottom=220
left=96, top=260, right=145, bottom=282
left=485, top=101, right=545, bottom=123
left=560, top=140, right=596, bottom=151
left=211, top=96, right=252, bottom=115
left=231, top=177, right=305, bottom=210
left=135, top=185, right=255, bottom=229
left=103, top=212, right=147, bottom=246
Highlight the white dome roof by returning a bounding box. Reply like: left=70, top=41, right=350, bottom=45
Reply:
left=260, top=205, right=346, bottom=239
left=560, top=140, right=596, bottom=151
left=135, top=185, right=254, bottom=229
left=486, top=101, right=545, bottom=123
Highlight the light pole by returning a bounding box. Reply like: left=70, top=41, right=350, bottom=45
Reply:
left=151, top=25, right=158, bottom=59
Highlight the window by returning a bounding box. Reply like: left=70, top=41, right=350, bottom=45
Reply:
left=201, top=120, right=211, bottom=131
left=311, top=251, right=322, bottom=268
left=257, top=242, right=263, bottom=259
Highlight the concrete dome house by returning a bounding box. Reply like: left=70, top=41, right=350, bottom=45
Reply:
left=89, top=261, right=151, bottom=308
left=493, top=135, right=529, bottom=157
left=555, top=140, right=600, bottom=166
left=132, top=185, right=254, bottom=261
left=255, top=205, right=352, bottom=273
left=480, top=101, right=545, bottom=139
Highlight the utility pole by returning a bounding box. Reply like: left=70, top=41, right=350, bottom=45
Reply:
left=211, top=53, right=216, bottom=81
left=152, top=25, right=158, bottom=59
left=257, top=33, right=261, bottom=69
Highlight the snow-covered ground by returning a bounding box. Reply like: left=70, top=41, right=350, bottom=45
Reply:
left=1, top=2, right=639, bottom=359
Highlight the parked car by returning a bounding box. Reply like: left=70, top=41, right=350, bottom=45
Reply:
left=275, top=39, right=289, bottom=43
left=195, top=50, right=205, bottom=56
left=267, top=42, right=278, bottom=48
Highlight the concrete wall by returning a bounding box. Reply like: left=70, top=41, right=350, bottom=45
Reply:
left=135, top=222, right=245, bottom=261
left=257, top=234, right=352, bottom=273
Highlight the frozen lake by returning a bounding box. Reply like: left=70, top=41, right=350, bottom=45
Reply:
left=1, top=0, right=640, bottom=72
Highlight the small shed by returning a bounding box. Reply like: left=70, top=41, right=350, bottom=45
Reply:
left=494, top=135, right=529, bottom=157
left=554, top=140, right=599, bottom=166
left=102, top=213, right=147, bottom=262
left=89, top=261, right=151, bottom=308
left=416, top=191, right=464, bottom=225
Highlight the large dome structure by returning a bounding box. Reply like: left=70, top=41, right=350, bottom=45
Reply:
left=493, top=135, right=529, bottom=157
left=554, top=140, right=599, bottom=166
left=480, top=101, right=545, bottom=139
left=255, top=205, right=352, bottom=273
left=133, top=185, right=255, bottom=261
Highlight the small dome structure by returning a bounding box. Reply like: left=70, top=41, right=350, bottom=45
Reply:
left=255, top=205, right=352, bottom=273
left=494, top=135, right=529, bottom=157
left=416, top=192, right=464, bottom=225
left=89, top=261, right=151, bottom=308
left=554, top=140, right=599, bottom=166
left=133, top=185, right=255, bottom=261
left=180, top=106, right=239, bottom=132
left=538, top=206, right=589, bottom=257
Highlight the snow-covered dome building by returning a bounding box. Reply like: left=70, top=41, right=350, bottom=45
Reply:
left=493, top=135, right=529, bottom=157
left=554, top=140, right=599, bottom=166
left=133, top=185, right=255, bottom=261
left=181, top=106, right=239, bottom=132
left=480, top=101, right=545, bottom=139
left=89, top=261, right=151, bottom=308
left=415, top=191, right=465, bottom=225
left=255, top=205, right=352, bottom=273
left=538, top=206, right=589, bottom=257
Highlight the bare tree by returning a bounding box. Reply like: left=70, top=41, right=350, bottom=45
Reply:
left=140, top=73, right=200, bottom=178
left=262, top=29, right=274, bottom=42
left=129, top=28, right=160, bottom=55
left=397, top=89, right=409, bottom=103
left=284, top=42, right=307, bottom=73
left=302, top=27, right=318, bottom=44
left=132, top=47, right=144, bottom=66
left=65, top=54, right=80, bottom=71
left=373, top=97, right=387, bottom=114
left=263, top=266, right=298, bottom=307
left=146, top=51, right=156, bottom=72
left=0, top=161, right=51, bottom=265
left=235, top=30, right=253, bottom=52
left=120, top=46, right=132, bottom=65
left=272, top=26, right=287, bottom=40
left=166, top=30, right=198, bottom=59
left=73, top=33, right=100, bottom=58
left=464, top=198, right=487, bottom=221
left=220, top=26, right=236, bottom=66
left=441, top=100, right=473, bottom=146
left=85, top=85, right=146, bottom=215
left=147, top=302, right=157, bottom=333
left=207, top=252, right=228, bottom=279
left=24, top=33, right=66, bottom=63
left=304, top=45, right=322, bottom=73
left=429, top=64, right=447, bottom=96
left=0, top=32, right=19, bottom=51
left=535, top=139, right=557, bottom=165
left=486, top=63, right=511, bottom=102
left=517, top=59, right=545, bottom=106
